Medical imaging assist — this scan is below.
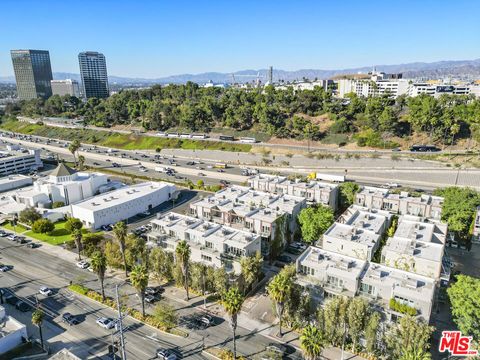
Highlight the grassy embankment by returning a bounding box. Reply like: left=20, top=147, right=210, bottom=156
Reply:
left=0, top=118, right=253, bottom=152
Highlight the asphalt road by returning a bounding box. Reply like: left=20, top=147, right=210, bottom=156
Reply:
left=0, top=236, right=301, bottom=360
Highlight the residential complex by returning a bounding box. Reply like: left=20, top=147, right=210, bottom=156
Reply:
left=0, top=148, right=42, bottom=176
left=15, top=163, right=109, bottom=207
left=189, top=185, right=306, bottom=255
left=71, top=181, right=176, bottom=229
left=248, top=174, right=339, bottom=209
left=320, top=205, right=392, bottom=260
left=51, top=79, right=81, bottom=97
left=10, top=49, right=53, bottom=100
left=78, top=51, right=109, bottom=99
left=147, top=212, right=261, bottom=274
left=355, top=187, right=443, bottom=220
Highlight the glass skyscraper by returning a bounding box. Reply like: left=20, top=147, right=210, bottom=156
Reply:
left=11, top=49, right=53, bottom=100
left=78, top=51, right=109, bottom=99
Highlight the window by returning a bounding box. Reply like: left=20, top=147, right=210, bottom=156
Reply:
left=205, top=241, right=213, bottom=249
left=394, top=295, right=414, bottom=307
left=201, top=254, right=212, bottom=262
left=327, top=275, right=344, bottom=289
left=360, top=282, right=376, bottom=296
left=300, top=265, right=315, bottom=276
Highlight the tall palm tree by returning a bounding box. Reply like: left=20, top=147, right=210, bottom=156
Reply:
left=130, top=264, right=149, bottom=317
left=300, top=324, right=325, bottom=360
left=78, top=154, right=86, bottom=171
left=175, top=240, right=191, bottom=300
left=267, top=270, right=293, bottom=337
left=73, top=228, right=83, bottom=261
left=221, top=287, right=244, bottom=360
left=32, top=309, right=45, bottom=350
left=68, top=139, right=81, bottom=167
left=91, top=250, right=107, bottom=301
left=112, top=221, right=129, bottom=277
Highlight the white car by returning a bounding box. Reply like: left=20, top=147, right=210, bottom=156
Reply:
left=386, top=182, right=401, bottom=188
left=157, top=349, right=177, bottom=360
left=39, top=286, right=53, bottom=296
left=76, top=260, right=89, bottom=269
left=96, top=317, right=116, bottom=330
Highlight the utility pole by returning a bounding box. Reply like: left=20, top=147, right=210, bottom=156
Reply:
left=115, top=285, right=127, bottom=360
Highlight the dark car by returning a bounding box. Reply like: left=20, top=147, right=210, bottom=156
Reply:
left=0, top=265, right=13, bottom=272
left=15, top=301, right=32, bottom=312
left=62, top=312, right=80, bottom=325
left=26, top=242, right=41, bottom=248
left=5, top=295, right=18, bottom=306
left=278, top=255, right=293, bottom=264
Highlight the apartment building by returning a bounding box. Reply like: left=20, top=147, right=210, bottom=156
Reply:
left=472, top=206, right=480, bottom=242
left=0, top=149, right=42, bottom=176
left=408, top=83, right=470, bottom=97
left=72, top=182, right=176, bottom=229
left=320, top=205, right=392, bottom=260
left=248, top=174, right=339, bottom=209
left=147, top=212, right=261, bottom=274
left=381, top=215, right=448, bottom=280
left=296, top=247, right=436, bottom=321
left=355, top=187, right=443, bottom=220
left=190, top=185, right=306, bottom=255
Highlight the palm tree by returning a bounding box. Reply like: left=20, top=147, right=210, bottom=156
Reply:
left=300, top=325, right=325, bottom=360
left=130, top=264, right=149, bottom=317
left=112, top=221, right=129, bottom=277
left=73, top=228, right=83, bottom=261
left=221, top=287, right=244, bottom=360
left=400, top=346, right=432, bottom=360
left=78, top=154, right=86, bottom=171
left=175, top=240, right=191, bottom=300
left=267, top=269, right=293, bottom=337
left=91, top=250, right=107, bottom=301
left=32, top=309, right=45, bottom=350
left=68, top=139, right=81, bottom=167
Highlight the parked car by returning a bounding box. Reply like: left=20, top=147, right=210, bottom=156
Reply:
left=15, top=301, right=32, bottom=312
left=39, top=286, right=53, bottom=296
left=96, top=317, right=117, bottom=330
left=157, top=349, right=177, bottom=360
left=0, top=264, right=13, bottom=272
left=5, top=295, right=18, bottom=305
left=278, top=255, right=293, bottom=264
left=26, top=242, right=40, bottom=248
left=145, top=294, right=157, bottom=304
left=62, top=312, right=80, bottom=326
left=76, top=260, right=90, bottom=269
left=101, top=224, right=113, bottom=231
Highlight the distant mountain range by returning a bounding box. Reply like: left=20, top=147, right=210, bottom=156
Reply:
left=1, top=58, right=480, bottom=85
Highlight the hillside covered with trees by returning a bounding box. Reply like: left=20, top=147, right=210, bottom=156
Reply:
left=5, top=82, right=480, bottom=148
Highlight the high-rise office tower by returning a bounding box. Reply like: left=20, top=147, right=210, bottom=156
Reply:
left=11, top=49, right=53, bottom=100
left=78, top=51, right=109, bottom=99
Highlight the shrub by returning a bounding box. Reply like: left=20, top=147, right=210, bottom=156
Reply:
left=31, top=219, right=54, bottom=234
left=65, top=217, right=83, bottom=233
left=389, top=298, right=417, bottom=316
left=52, top=201, right=65, bottom=208
left=19, top=207, right=42, bottom=225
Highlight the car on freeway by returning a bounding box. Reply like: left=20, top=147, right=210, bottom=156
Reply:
left=76, top=260, right=90, bottom=269
left=15, top=300, right=32, bottom=312
left=93, top=162, right=100, bottom=166
left=198, top=172, right=206, bottom=176
left=96, top=317, right=117, bottom=330
left=39, top=286, right=53, bottom=296
left=26, top=242, right=41, bottom=248
left=0, top=264, right=13, bottom=272
left=62, top=312, right=80, bottom=326
left=157, top=349, right=177, bottom=360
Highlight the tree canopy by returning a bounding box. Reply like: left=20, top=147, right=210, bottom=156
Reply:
left=298, top=205, right=335, bottom=244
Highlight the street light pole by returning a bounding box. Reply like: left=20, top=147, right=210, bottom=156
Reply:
left=115, top=285, right=127, bottom=360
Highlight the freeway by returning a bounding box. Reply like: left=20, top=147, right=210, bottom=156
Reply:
left=0, top=235, right=301, bottom=359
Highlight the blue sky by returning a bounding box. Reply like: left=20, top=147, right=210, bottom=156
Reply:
left=1, top=0, right=479, bottom=78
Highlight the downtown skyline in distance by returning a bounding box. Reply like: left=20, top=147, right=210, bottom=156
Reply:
left=1, top=0, right=479, bottom=78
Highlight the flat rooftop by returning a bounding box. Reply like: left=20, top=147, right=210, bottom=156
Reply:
left=73, top=181, right=174, bottom=211
left=325, top=223, right=380, bottom=249
left=0, top=174, right=32, bottom=185
left=340, top=205, right=390, bottom=234
left=394, top=217, right=447, bottom=244
left=357, top=187, right=443, bottom=207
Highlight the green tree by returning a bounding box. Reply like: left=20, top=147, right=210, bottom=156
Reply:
left=19, top=207, right=41, bottom=225
left=72, top=228, right=83, bottom=261
left=300, top=324, right=325, bottom=360
left=150, top=247, right=174, bottom=282
left=399, top=347, right=432, bottom=360
left=153, top=303, right=178, bottom=330
left=322, top=296, right=349, bottom=347
left=298, top=205, right=334, bottom=244
left=91, top=250, right=107, bottom=301
left=175, top=240, right=191, bottom=300
left=267, top=264, right=295, bottom=336
left=112, top=221, right=129, bottom=277
left=338, top=182, right=360, bottom=209
left=385, top=316, right=433, bottom=359
left=65, top=217, right=83, bottom=234
left=239, top=252, right=263, bottom=293
left=347, top=298, right=370, bottom=352
left=130, top=264, right=149, bottom=317
left=221, top=287, right=245, bottom=360
left=364, top=311, right=381, bottom=355
left=104, top=240, right=122, bottom=269
left=52, top=201, right=65, bottom=208
left=447, top=274, right=480, bottom=340
left=31, top=218, right=54, bottom=234
left=214, top=267, right=229, bottom=294
left=32, top=309, right=45, bottom=349
left=78, top=154, right=86, bottom=171
left=68, top=139, right=81, bottom=167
